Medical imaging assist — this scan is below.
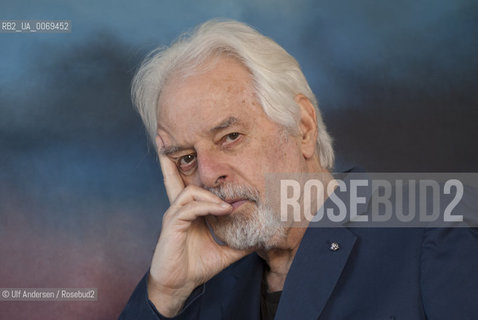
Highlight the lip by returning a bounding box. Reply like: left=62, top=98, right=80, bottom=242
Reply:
left=227, top=199, right=248, bottom=210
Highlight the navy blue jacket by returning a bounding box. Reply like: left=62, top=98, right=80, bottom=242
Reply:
left=120, top=225, right=478, bottom=319
left=120, top=169, right=478, bottom=319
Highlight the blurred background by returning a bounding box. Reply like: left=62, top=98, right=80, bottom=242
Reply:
left=1, top=0, right=477, bottom=319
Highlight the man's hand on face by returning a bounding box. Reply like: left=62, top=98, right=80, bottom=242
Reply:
left=147, top=135, right=252, bottom=317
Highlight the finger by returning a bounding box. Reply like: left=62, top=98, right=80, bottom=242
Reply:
left=167, top=201, right=232, bottom=225
left=173, top=185, right=229, bottom=207
left=156, top=135, right=184, bottom=203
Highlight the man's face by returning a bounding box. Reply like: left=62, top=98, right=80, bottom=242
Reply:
left=156, top=57, right=306, bottom=249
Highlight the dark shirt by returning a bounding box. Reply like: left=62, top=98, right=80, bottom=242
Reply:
left=260, top=270, right=282, bottom=320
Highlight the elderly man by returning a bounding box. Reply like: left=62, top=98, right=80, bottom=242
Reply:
left=120, top=20, right=477, bottom=320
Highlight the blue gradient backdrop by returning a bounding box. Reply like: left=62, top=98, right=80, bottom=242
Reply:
left=1, top=1, right=477, bottom=319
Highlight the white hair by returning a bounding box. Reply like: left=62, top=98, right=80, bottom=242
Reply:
left=132, top=19, right=335, bottom=169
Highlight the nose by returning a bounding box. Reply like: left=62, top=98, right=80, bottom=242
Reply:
left=196, top=149, right=230, bottom=188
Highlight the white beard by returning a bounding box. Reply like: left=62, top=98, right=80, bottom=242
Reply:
left=205, top=183, right=287, bottom=250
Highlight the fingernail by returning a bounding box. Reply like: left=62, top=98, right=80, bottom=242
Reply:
left=220, top=202, right=232, bottom=208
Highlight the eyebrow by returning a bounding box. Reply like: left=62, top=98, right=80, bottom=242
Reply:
left=209, top=116, right=240, bottom=133
left=160, top=145, right=189, bottom=157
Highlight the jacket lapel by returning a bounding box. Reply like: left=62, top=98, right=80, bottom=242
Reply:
left=275, top=227, right=357, bottom=320
left=214, top=253, right=265, bottom=319
left=274, top=169, right=370, bottom=320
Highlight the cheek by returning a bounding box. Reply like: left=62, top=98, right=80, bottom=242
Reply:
left=182, top=175, right=201, bottom=187
left=256, top=132, right=302, bottom=172
left=276, top=141, right=302, bottom=171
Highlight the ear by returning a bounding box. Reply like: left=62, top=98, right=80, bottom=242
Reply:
left=295, top=94, right=318, bottom=159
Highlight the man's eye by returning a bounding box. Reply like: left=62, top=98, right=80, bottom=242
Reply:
left=224, top=132, right=240, bottom=143
left=178, top=154, right=197, bottom=172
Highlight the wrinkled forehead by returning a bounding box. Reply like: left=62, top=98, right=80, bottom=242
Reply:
left=156, top=56, right=259, bottom=134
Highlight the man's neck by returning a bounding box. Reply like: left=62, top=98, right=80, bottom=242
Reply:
left=256, top=226, right=307, bottom=292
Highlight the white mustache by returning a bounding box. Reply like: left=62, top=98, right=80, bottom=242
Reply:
left=206, top=183, right=260, bottom=203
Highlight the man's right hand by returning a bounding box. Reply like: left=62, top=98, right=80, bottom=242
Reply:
left=147, top=136, right=251, bottom=317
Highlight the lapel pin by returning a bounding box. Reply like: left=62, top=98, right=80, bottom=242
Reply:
left=329, top=242, right=340, bottom=251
